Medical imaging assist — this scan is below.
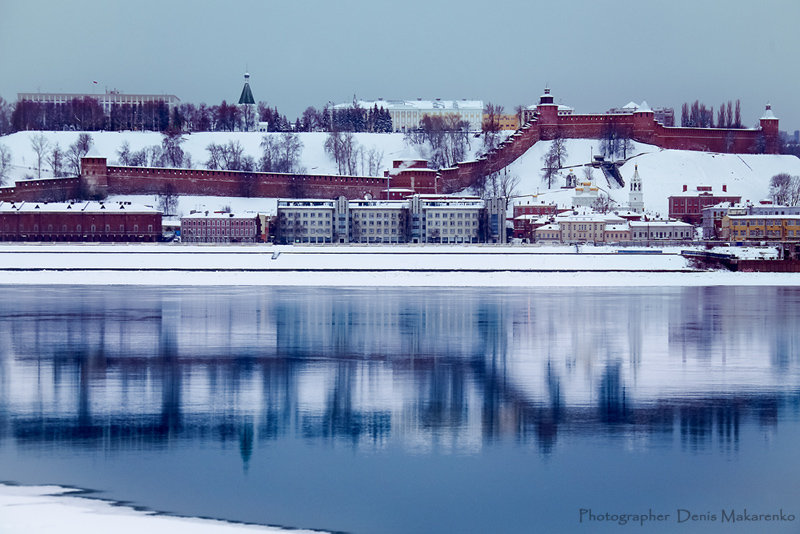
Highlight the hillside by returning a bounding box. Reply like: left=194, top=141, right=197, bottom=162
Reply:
left=2, top=131, right=799, bottom=217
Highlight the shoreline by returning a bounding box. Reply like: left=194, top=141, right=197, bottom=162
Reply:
left=0, top=270, right=796, bottom=287
left=0, top=483, right=324, bottom=534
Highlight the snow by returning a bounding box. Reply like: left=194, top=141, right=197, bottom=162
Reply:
left=502, top=138, right=800, bottom=216
left=3, top=131, right=800, bottom=223
left=0, top=484, right=325, bottom=534
left=0, top=243, right=795, bottom=286
left=0, top=131, right=478, bottom=183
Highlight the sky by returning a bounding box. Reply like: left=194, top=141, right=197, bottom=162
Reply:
left=1, top=0, right=798, bottom=130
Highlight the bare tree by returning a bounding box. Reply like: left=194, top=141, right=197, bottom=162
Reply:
left=514, top=104, right=525, bottom=127
left=770, top=173, right=800, bottom=205
left=366, top=146, right=384, bottom=176
left=483, top=169, right=519, bottom=198
left=48, top=143, right=65, bottom=177
left=324, top=131, right=358, bottom=175
left=161, top=130, right=187, bottom=167
left=67, top=134, right=93, bottom=176
left=542, top=136, right=568, bottom=188
left=0, top=144, right=11, bottom=185
left=30, top=133, right=50, bottom=179
left=482, top=102, right=504, bottom=153
left=591, top=193, right=615, bottom=213
left=157, top=183, right=179, bottom=216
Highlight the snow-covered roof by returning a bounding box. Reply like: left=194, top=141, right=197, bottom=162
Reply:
left=761, top=104, right=778, bottom=120
left=621, top=101, right=639, bottom=110
left=181, top=211, right=258, bottom=220
left=630, top=220, right=692, bottom=228
left=726, top=214, right=799, bottom=220
left=637, top=101, right=652, bottom=113
left=605, top=224, right=629, bottom=231
left=536, top=223, right=560, bottom=231
left=0, top=201, right=159, bottom=214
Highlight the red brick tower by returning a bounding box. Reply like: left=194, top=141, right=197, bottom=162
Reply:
left=633, top=101, right=656, bottom=145
left=80, top=156, right=108, bottom=198
left=537, top=87, right=559, bottom=140
left=759, top=104, right=780, bottom=154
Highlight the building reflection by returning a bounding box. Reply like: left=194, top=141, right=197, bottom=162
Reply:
left=1, top=286, right=799, bottom=460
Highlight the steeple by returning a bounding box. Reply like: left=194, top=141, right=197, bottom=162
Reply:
left=238, top=72, right=255, bottom=105
left=629, top=164, right=644, bottom=213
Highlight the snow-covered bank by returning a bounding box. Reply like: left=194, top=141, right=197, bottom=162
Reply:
left=0, top=484, right=324, bottom=534
left=1, top=243, right=797, bottom=285
left=0, top=243, right=694, bottom=273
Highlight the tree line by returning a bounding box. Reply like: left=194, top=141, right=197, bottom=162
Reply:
left=0, top=95, right=393, bottom=134
left=680, top=100, right=743, bottom=128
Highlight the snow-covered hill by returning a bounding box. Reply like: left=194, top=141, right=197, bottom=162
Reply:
left=504, top=139, right=800, bottom=216
left=2, top=131, right=799, bottom=217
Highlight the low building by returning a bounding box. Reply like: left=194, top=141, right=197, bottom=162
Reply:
left=604, top=224, right=632, bottom=243
left=0, top=201, right=162, bottom=242
left=484, top=113, right=520, bottom=131
left=702, top=201, right=800, bottom=240
left=668, top=185, right=740, bottom=225
left=180, top=211, right=260, bottom=243
left=721, top=215, right=800, bottom=242
left=629, top=220, right=694, bottom=241
left=535, top=223, right=561, bottom=242
left=512, top=197, right=559, bottom=238
left=556, top=209, right=625, bottom=243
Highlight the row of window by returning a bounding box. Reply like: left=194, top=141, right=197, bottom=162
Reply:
left=3, top=223, right=153, bottom=233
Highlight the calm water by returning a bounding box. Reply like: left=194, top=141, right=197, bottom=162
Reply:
left=1, top=285, right=800, bottom=533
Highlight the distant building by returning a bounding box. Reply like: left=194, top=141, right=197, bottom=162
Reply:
left=722, top=214, right=800, bottom=242
left=334, top=98, right=484, bottom=132
left=705, top=201, right=800, bottom=240
left=629, top=220, right=693, bottom=241
left=607, top=101, right=675, bottom=127
left=512, top=196, right=558, bottom=239
left=530, top=208, right=692, bottom=244
left=484, top=113, right=520, bottom=131
left=0, top=201, right=162, bottom=242
left=668, top=185, right=741, bottom=225
left=17, top=90, right=180, bottom=116
left=180, top=211, right=260, bottom=243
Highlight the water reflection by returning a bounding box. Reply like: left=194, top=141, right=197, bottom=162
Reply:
left=1, top=286, right=799, bottom=460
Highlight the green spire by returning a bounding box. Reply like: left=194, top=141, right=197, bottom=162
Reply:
left=238, top=72, right=255, bottom=105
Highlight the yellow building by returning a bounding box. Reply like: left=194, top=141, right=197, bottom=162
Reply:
left=722, top=215, right=800, bottom=241
left=483, top=113, right=520, bottom=131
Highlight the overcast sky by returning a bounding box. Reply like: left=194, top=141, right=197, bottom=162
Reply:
left=1, top=0, right=798, bottom=130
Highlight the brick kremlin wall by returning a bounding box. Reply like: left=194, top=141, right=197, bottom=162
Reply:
left=439, top=103, right=780, bottom=193
left=77, top=157, right=390, bottom=200
left=0, top=177, right=81, bottom=203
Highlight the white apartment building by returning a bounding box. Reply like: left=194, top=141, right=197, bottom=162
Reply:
left=276, top=199, right=337, bottom=244
left=277, top=195, right=507, bottom=244
left=334, top=98, right=484, bottom=132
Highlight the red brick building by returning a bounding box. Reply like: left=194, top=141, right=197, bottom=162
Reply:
left=668, top=185, right=741, bottom=225
left=0, top=201, right=162, bottom=242
left=180, top=211, right=260, bottom=243
left=512, top=198, right=558, bottom=239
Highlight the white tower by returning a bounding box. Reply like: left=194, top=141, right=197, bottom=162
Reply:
left=629, top=164, right=644, bottom=213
